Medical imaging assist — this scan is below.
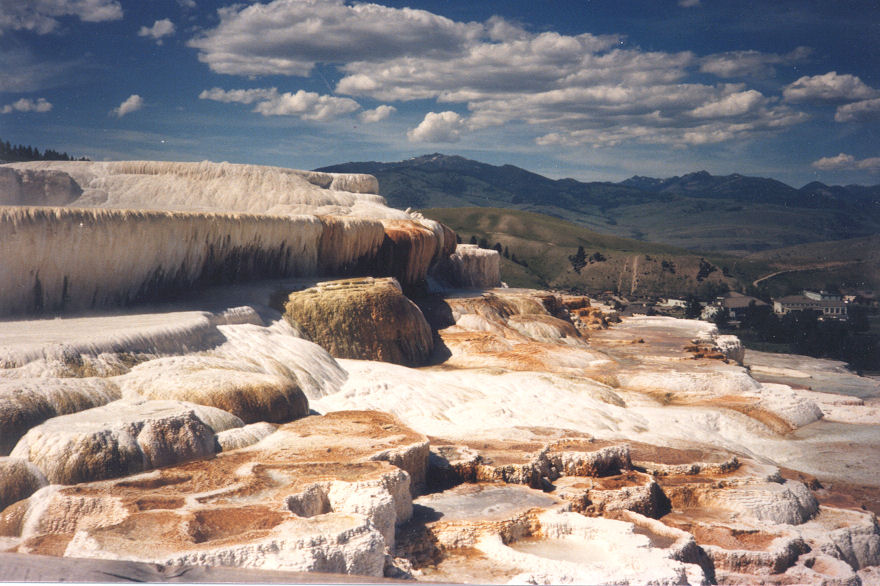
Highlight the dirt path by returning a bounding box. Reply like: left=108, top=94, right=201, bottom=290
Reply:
left=751, top=261, right=857, bottom=287
left=752, top=269, right=796, bottom=287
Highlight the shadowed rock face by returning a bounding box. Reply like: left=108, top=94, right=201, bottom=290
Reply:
left=0, top=458, right=47, bottom=512
left=0, top=168, right=82, bottom=207
left=282, top=277, right=434, bottom=366
left=374, top=220, right=439, bottom=288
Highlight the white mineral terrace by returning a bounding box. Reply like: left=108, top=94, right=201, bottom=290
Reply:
left=1, top=160, right=391, bottom=217
left=1, top=161, right=878, bottom=584
left=0, top=161, right=463, bottom=315
left=1, top=283, right=878, bottom=582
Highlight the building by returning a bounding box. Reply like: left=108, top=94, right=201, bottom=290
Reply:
left=658, top=298, right=688, bottom=309
left=718, top=292, right=768, bottom=321
left=773, top=290, right=847, bottom=319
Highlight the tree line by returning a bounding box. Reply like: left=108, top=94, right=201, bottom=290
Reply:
left=0, top=138, right=88, bottom=163
left=733, top=302, right=879, bottom=372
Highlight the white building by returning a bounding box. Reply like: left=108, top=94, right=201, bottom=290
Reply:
left=773, top=290, right=847, bottom=319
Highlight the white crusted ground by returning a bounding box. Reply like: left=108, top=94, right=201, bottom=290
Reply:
left=2, top=160, right=398, bottom=218
left=1, top=288, right=878, bottom=583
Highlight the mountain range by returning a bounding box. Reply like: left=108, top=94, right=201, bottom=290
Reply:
left=317, top=154, right=880, bottom=255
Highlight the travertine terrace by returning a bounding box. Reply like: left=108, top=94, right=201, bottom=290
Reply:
left=1, top=160, right=879, bottom=584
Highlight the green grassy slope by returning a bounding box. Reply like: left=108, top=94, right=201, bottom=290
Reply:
left=424, top=207, right=765, bottom=296
left=745, top=234, right=880, bottom=296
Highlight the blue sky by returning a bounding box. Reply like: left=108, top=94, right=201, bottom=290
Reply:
left=1, top=0, right=879, bottom=186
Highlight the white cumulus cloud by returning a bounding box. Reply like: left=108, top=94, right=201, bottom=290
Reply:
left=407, top=111, right=465, bottom=143
left=486, top=15, right=529, bottom=42
left=139, top=19, right=175, bottom=44
left=700, top=47, right=810, bottom=79
left=253, top=90, right=360, bottom=120
left=783, top=72, right=878, bottom=103
left=199, top=87, right=278, bottom=104
left=0, top=0, right=122, bottom=34
left=359, top=105, right=396, bottom=123
left=111, top=94, right=144, bottom=117
left=1, top=97, right=53, bottom=114
left=185, top=0, right=814, bottom=149
left=200, top=87, right=359, bottom=121
left=688, top=90, right=766, bottom=118
left=812, top=153, right=880, bottom=172
left=188, top=0, right=482, bottom=77
left=834, top=97, right=880, bottom=123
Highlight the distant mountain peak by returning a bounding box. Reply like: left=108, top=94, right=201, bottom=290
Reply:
left=410, top=153, right=465, bottom=163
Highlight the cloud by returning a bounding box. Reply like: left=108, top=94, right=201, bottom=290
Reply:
left=486, top=15, right=529, bottom=42
left=331, top=28, right=801, bottom=147
left=177, top=0, right=196, bottom=8
left=199, top=87, right=277, bottom=104
left=407, top=111, right=465, bottom=142
left=834, top=97, right=880, bottom=123
left=688, top=90, right=766, bottom=118
left=139, top=19, right=175, bottom=44
left=700, top=47, right=810, bottom=78
left=337, top=32, right=625, bottom=102
left=187, top=0, right=812, bottom=149
left=359, top=105, right=396, bottom=123
left=253, top=90, right=360, bottom=120
left=188, top=0, right=482, bottom=76
left=111, top=94, right=144, bottom=117
left=1, top=98, right=53, bottom=114
left=678, top=0, right=701, bottom=7
left=0, top=0, right=122, bottom=34
left=783, top=72, right=878, bottom=103
left=200, top=87, right=359, bottom=121
left=812, top=153, right=880, bottom=172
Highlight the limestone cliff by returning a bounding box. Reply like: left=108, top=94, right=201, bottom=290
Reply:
left=0, top=161, right=466, bottom=315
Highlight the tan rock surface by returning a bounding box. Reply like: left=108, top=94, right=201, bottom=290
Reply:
left=3, top=411, right=428, bottom=577
left=0, top=458, right=47, bottom=512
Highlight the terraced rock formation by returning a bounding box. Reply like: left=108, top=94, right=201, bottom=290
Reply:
left=1, top=161, right=878, bottom=584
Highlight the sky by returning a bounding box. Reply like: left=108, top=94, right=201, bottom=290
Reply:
left=1, top=0, right=879, bottom=187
